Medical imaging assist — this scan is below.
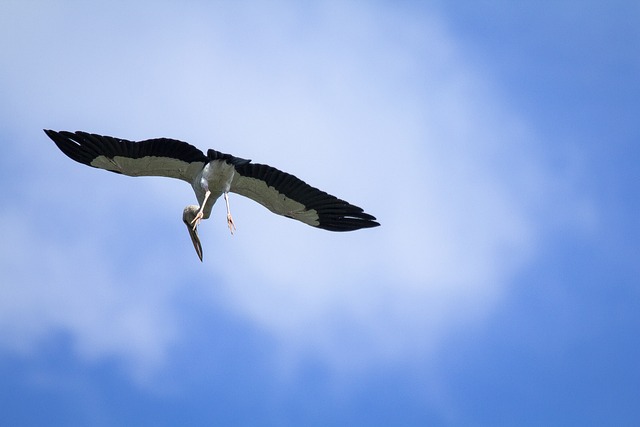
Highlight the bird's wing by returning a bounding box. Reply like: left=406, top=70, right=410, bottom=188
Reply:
left=45, top=130, right=208, bottom=183
left=228, top=160, right=380, bottom=231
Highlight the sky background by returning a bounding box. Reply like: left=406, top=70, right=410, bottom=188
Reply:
left=1, top=1, right=638, bottom=426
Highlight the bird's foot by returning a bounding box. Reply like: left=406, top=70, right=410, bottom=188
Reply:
left=191, top=211, right=204, bottom=231
left=227, top=213, right=236, bottom=235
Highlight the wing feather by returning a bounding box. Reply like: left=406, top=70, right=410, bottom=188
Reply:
left=231, top=162, right=379, bottom=231
left=45, top=130, right=208, bottom=183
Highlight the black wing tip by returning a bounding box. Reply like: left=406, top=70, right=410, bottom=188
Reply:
left=43, top=128, right=66, bottom=140
left=46, top=130, right=128, bottom=169
left=364, top=218, right=381, bottom=228
left=321, top=220, right=380, bottom=232
left=44, top=129, right=83, bottom=138
left=316, top=210, right=380, bottom=232
left=44, top=129, right=97, bottom=166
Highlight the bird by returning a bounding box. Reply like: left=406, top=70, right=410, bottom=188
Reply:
left=45, top=130, right=379, bottom=261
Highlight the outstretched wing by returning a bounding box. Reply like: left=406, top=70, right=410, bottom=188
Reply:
left=45, top=130, right=208, bottom=183
left=229, top=161, right=380, bottom=231
left=46, top=130, right=380, bottom=231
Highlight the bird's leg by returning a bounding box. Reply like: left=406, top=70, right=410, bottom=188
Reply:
left=191, top=190, right=211, bottom=231
left=224, top=192, right=236, bottom=235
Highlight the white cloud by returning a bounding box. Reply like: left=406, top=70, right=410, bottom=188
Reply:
left=0, top=1, right=585, bottom=382
left=190, top=3, right=547, bottom=372
left=0, top=208, right=180, bottom=381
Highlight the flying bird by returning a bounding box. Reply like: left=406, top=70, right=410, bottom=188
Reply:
left=45, top=130, right=379, bottom=261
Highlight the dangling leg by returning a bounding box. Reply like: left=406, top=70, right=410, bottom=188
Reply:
left=191, top=190, right=211, bottom=231
left=224, top=192, right=236, bottom=234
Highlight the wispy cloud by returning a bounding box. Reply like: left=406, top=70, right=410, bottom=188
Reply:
left=0, top=208, right=181, bottom=381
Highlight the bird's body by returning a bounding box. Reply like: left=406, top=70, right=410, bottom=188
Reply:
left=45, top=130, right=379, bottom=261
left=193, top=160, right=238, bottom=220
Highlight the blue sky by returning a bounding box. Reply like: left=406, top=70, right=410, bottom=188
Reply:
left=1, top=1, right=638, bottom=425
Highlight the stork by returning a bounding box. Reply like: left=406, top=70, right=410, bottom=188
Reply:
left=45, top=130, right=379, bottom=261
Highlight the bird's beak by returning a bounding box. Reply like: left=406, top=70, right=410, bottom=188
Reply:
left=187, top=224, right=203, bottom=262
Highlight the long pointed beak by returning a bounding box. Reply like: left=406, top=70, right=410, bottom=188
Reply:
left=187, top=224, right=203, bottom=262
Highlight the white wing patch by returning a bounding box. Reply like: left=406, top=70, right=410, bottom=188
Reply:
left=91, top=155, right=204, bottom=182
left=230, top=175, right=320, bottom=226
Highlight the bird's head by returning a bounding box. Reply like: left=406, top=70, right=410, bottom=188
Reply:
left=183, top=205, right=203, bottom=262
